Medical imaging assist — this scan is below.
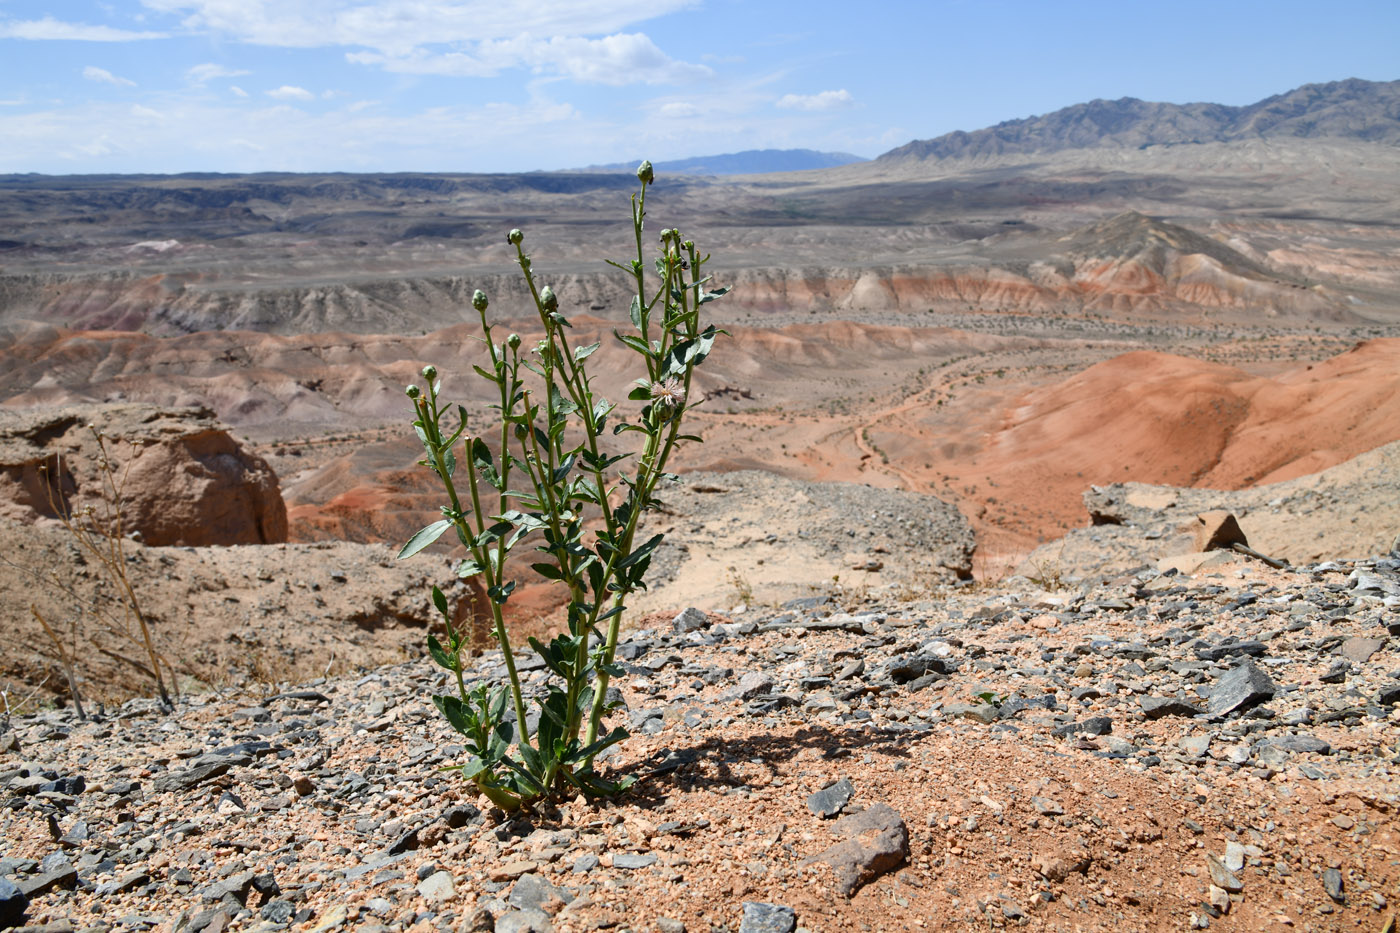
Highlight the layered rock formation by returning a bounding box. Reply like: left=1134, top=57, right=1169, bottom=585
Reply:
left=0, top=404, right=287, bottom=546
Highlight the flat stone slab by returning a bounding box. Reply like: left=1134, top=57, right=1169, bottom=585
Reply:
left=739, top=902, right=796, bottom=933
left=1207, top=659, right=1276, bottom=717
left=806, top=778, right=854, bottom=818
left=805, top=803, right=908, bottom=897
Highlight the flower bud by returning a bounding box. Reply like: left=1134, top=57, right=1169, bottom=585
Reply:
left=540, top=286, right=558, bottom=312
left=421, top=364, right=437, bottom=381
left=472, top=289, right=489, bottom=312
left=405, top=385, right=420, bottom=399
left=683, top=240, right=694, bottom=250
left=507, top=228, right=524, bottom=245
left=659, top=228, right=673, bottom=242
left=507, top=333, right=522, bottom=350
left=636, top=160, right=654, bottom=184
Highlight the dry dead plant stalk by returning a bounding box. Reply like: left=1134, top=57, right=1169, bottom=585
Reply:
left=39, top=426, right=174, bottom=709
left=29, top=604, right=87, bottom=721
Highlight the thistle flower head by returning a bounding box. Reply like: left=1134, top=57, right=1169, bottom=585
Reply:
left=507, top=229, right=524, bottom=245
left=649, top=378, right=686, bottom=408
left=636, top=160, right=654, bottom=184
left=540, top=286, right=558, bottom=312
left=472, top=289, right=489, bottom=312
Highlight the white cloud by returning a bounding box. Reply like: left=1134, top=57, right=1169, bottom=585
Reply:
left=82, top=66, right=137, bottom=87
left=186, top=63, right=251, bottom=85
left=349, top=32, right=709, bottom=85
left=657, top=101, right=698, bottom=118
left=138, top=1, right=699, bottom=51
left=266, top=85, right=315, bottom=101
left=776, top=89, right=853, bottom=112
left=0, top=94, right=584, bottom=172
left=230, top=85, right=249, bottom=97
left=0, top=17, right=167, bottom=41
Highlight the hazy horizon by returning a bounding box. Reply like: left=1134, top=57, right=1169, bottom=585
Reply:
left=0, top=0, right=1397, bottom=175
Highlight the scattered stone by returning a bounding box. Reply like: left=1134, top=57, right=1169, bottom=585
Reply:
left=1207, top=659, right=1276, bottom=717
left=494, top=908, right=552, bottom=933
left=807, top=803, right=909, bottom=897
left=1323, top=868, right=1346, bottom=904
left=1205, top=854, right=1243, bottom=893
left=611, top=854, right=657, bottom=870
left=806, top=778, right=854, bottom=818
left=509, top=874, right=571, bottom=912
left=673, top=608, right=710, bottom=633
left=0, top=878, right=28, bottom=929
left=738, top=901, right=796, bottom=933
left=1031, top=796, right=1064, bottom=816
left=416, top=870, right=455, bottom=903
left=1340, top=637, right=1384, bottom=664
left=1139, top=696, right=1202, bottom=720
left=1194, top=511, right=1248, bottom=552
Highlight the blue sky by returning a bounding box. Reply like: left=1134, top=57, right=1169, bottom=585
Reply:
left=1, top=0, right=1396, bottom=174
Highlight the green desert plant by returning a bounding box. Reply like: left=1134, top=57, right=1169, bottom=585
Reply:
left=400, top=161, right=726, bottom=810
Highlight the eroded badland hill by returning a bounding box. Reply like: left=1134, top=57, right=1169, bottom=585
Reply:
left=1, top=78, right=1400, bottom=933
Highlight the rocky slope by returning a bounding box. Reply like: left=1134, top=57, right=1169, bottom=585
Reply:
left=1, top=547, right=1397, bottom=931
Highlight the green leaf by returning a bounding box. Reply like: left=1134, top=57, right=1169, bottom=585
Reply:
left=616, top=333, right=654, bottom=357
left=487, top=580, right=516, bottom=603
left=434, top=694, right=474, bottom=735
left=431, top=585, right=450, bottom=619
left=455, top=558, right=484, bottom=578
left=574, top=341, right=601, bottom=362
left=397, top=519, right=452, bottom=560
left=427, top=634, right=457, bottom=672
left=698, top=285, right=730, bottom=304
left=618, top=533, right=664, bottom=569
left=627, top=385, right=651, bottom=402
left=629, top=295, right=643, bottom=329
left=531, top=562, right=564, bottom=581
left=575, top=726, right=629, bottom=763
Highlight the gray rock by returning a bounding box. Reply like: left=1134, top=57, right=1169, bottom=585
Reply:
left=1031, top=796, right=1064, bottom=816
left=1323, top=867, right=1345, bottom=904
left=884, top=655, right=947, bottom=684
left=416, top=869, right=456, bottom=902
left=1205, top=854, right=1242, bottom=893
left=494, top=907, right=552, bottom=933
left=673, top=608, right=710, bottom=634
left=1195, top=640, right=1267, bottom=662
left=942, top=703, right=998, bottom=724
left=612, top=853, right=657, bottom=870
left=260, top=900, right=296, bottom=923
left=1207, top=659, right=1276, bottom=717
left=1139, top=696, right=1202, bottom=720
left=152, top=753, right=250, bottom=794
left=231, top=706, right=271, bottom=723
left=835, top=659, right=865, bottom=681
left=806, top=803, right=909, bottom=897
left=1319, top=659, right=1351, bottom=683
left=738, top=901, right=796, bottom=933
left=570, top=854, right=598, bottom=875
left=807, top=778, right=854, bottom=818
left=1378, top=684, right=1400, bottom=706
left=657, top=919, right=686, bottom=933
left=509, top=874, right=571, bottom=911
left=0, top=877, right=28, bottom=929
left=15, top=866, right=78, bottom=898
left=722, top=672, right=775, bottom=702
left=1254, top=734, right=1331, bottom=756
left=1339, top=637, right=1384, bottom=663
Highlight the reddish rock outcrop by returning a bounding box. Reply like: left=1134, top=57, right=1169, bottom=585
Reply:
left=0, top=404, right=287, bottom=546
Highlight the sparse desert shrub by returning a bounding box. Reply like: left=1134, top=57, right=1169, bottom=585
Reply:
left=21, top=427, right=176, bottom=711
left=401, top=161, right=726, bottom=810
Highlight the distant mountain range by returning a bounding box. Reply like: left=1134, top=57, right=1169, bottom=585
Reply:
left=573, top=149, right=867, bottom=176
left=878, top=77, right=1400, bottom=163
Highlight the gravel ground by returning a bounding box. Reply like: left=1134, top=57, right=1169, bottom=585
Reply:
left=2, top=549, right=1398, bottom=933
